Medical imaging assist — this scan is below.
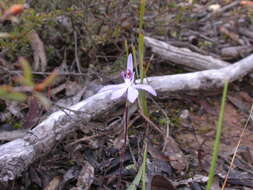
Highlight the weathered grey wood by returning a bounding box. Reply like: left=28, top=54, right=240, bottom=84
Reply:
left=145, top=36, right=253, bottom=78
left=0, top=91, right=121, bottom=182
left=144, top=36, right=229, bottom=70
left=0, top=129, right=28, bottom=141
left=142, top=53, right=253, bottom=92
left=0, top=52, right=253, bottom=182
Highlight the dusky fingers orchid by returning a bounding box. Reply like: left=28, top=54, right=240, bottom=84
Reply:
left=98, top=54, right=156, bottom=103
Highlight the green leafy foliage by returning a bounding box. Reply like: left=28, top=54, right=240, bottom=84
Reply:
left=0, top=56, right=57, bottom=107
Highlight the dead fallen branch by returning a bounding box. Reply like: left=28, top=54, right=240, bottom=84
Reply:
left=0, top=52, right=253, bottom=182
left=143, top=53, right=253, bottom=92
left=0, top=129, right=28, bottom=141
left=0, top=92, right=121, bottom=182
left=144, top=36, right=229, bottom=70
left=144, top=36, right=253, bottom=78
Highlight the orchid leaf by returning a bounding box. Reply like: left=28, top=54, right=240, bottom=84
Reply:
left=127, top=145, right=148, bottom=190
left=126, top=162, right=143, bottom=190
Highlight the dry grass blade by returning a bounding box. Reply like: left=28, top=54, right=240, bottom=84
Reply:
left=221, top=105, right=253, bottom=189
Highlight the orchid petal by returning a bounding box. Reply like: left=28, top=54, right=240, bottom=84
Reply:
left=135, top=84, right=157, bottom=96
left=127, top=53, right=133, bottom=72
left=127, top=86, right=139, bottom=103
left=111, top=86, right=128, bottom=100
left=98, top=83, right=126, bottom=93
left=131, top=72, right=135, bottom=81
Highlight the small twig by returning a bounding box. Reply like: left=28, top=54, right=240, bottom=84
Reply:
left=200, top=0, right=241, bottom=22
left=74, top=31, right=82, bottom=73
left=138, top=110, right=163, bottom=135
left=189, top=30, right=217, bottom=44
left=149, top=97, right=171, bottom=151
left=66, top=131, right=111, bottom=147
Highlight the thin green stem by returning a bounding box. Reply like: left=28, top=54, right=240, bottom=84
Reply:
left=138, top=33, right=145, bottom=82
left=137, top=1, right=149, bottom=189
left=132, top=45, right=139, bottom=78
left=139, top=0, right=145, bottom=32
left=206, top=81, right=229, bottom=190
left=125, top=40, right=129, bottom=57
left=137, top=0, right=148, bottom=116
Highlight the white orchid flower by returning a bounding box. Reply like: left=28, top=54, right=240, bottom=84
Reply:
left=98, top=54, right=157, bottom=103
